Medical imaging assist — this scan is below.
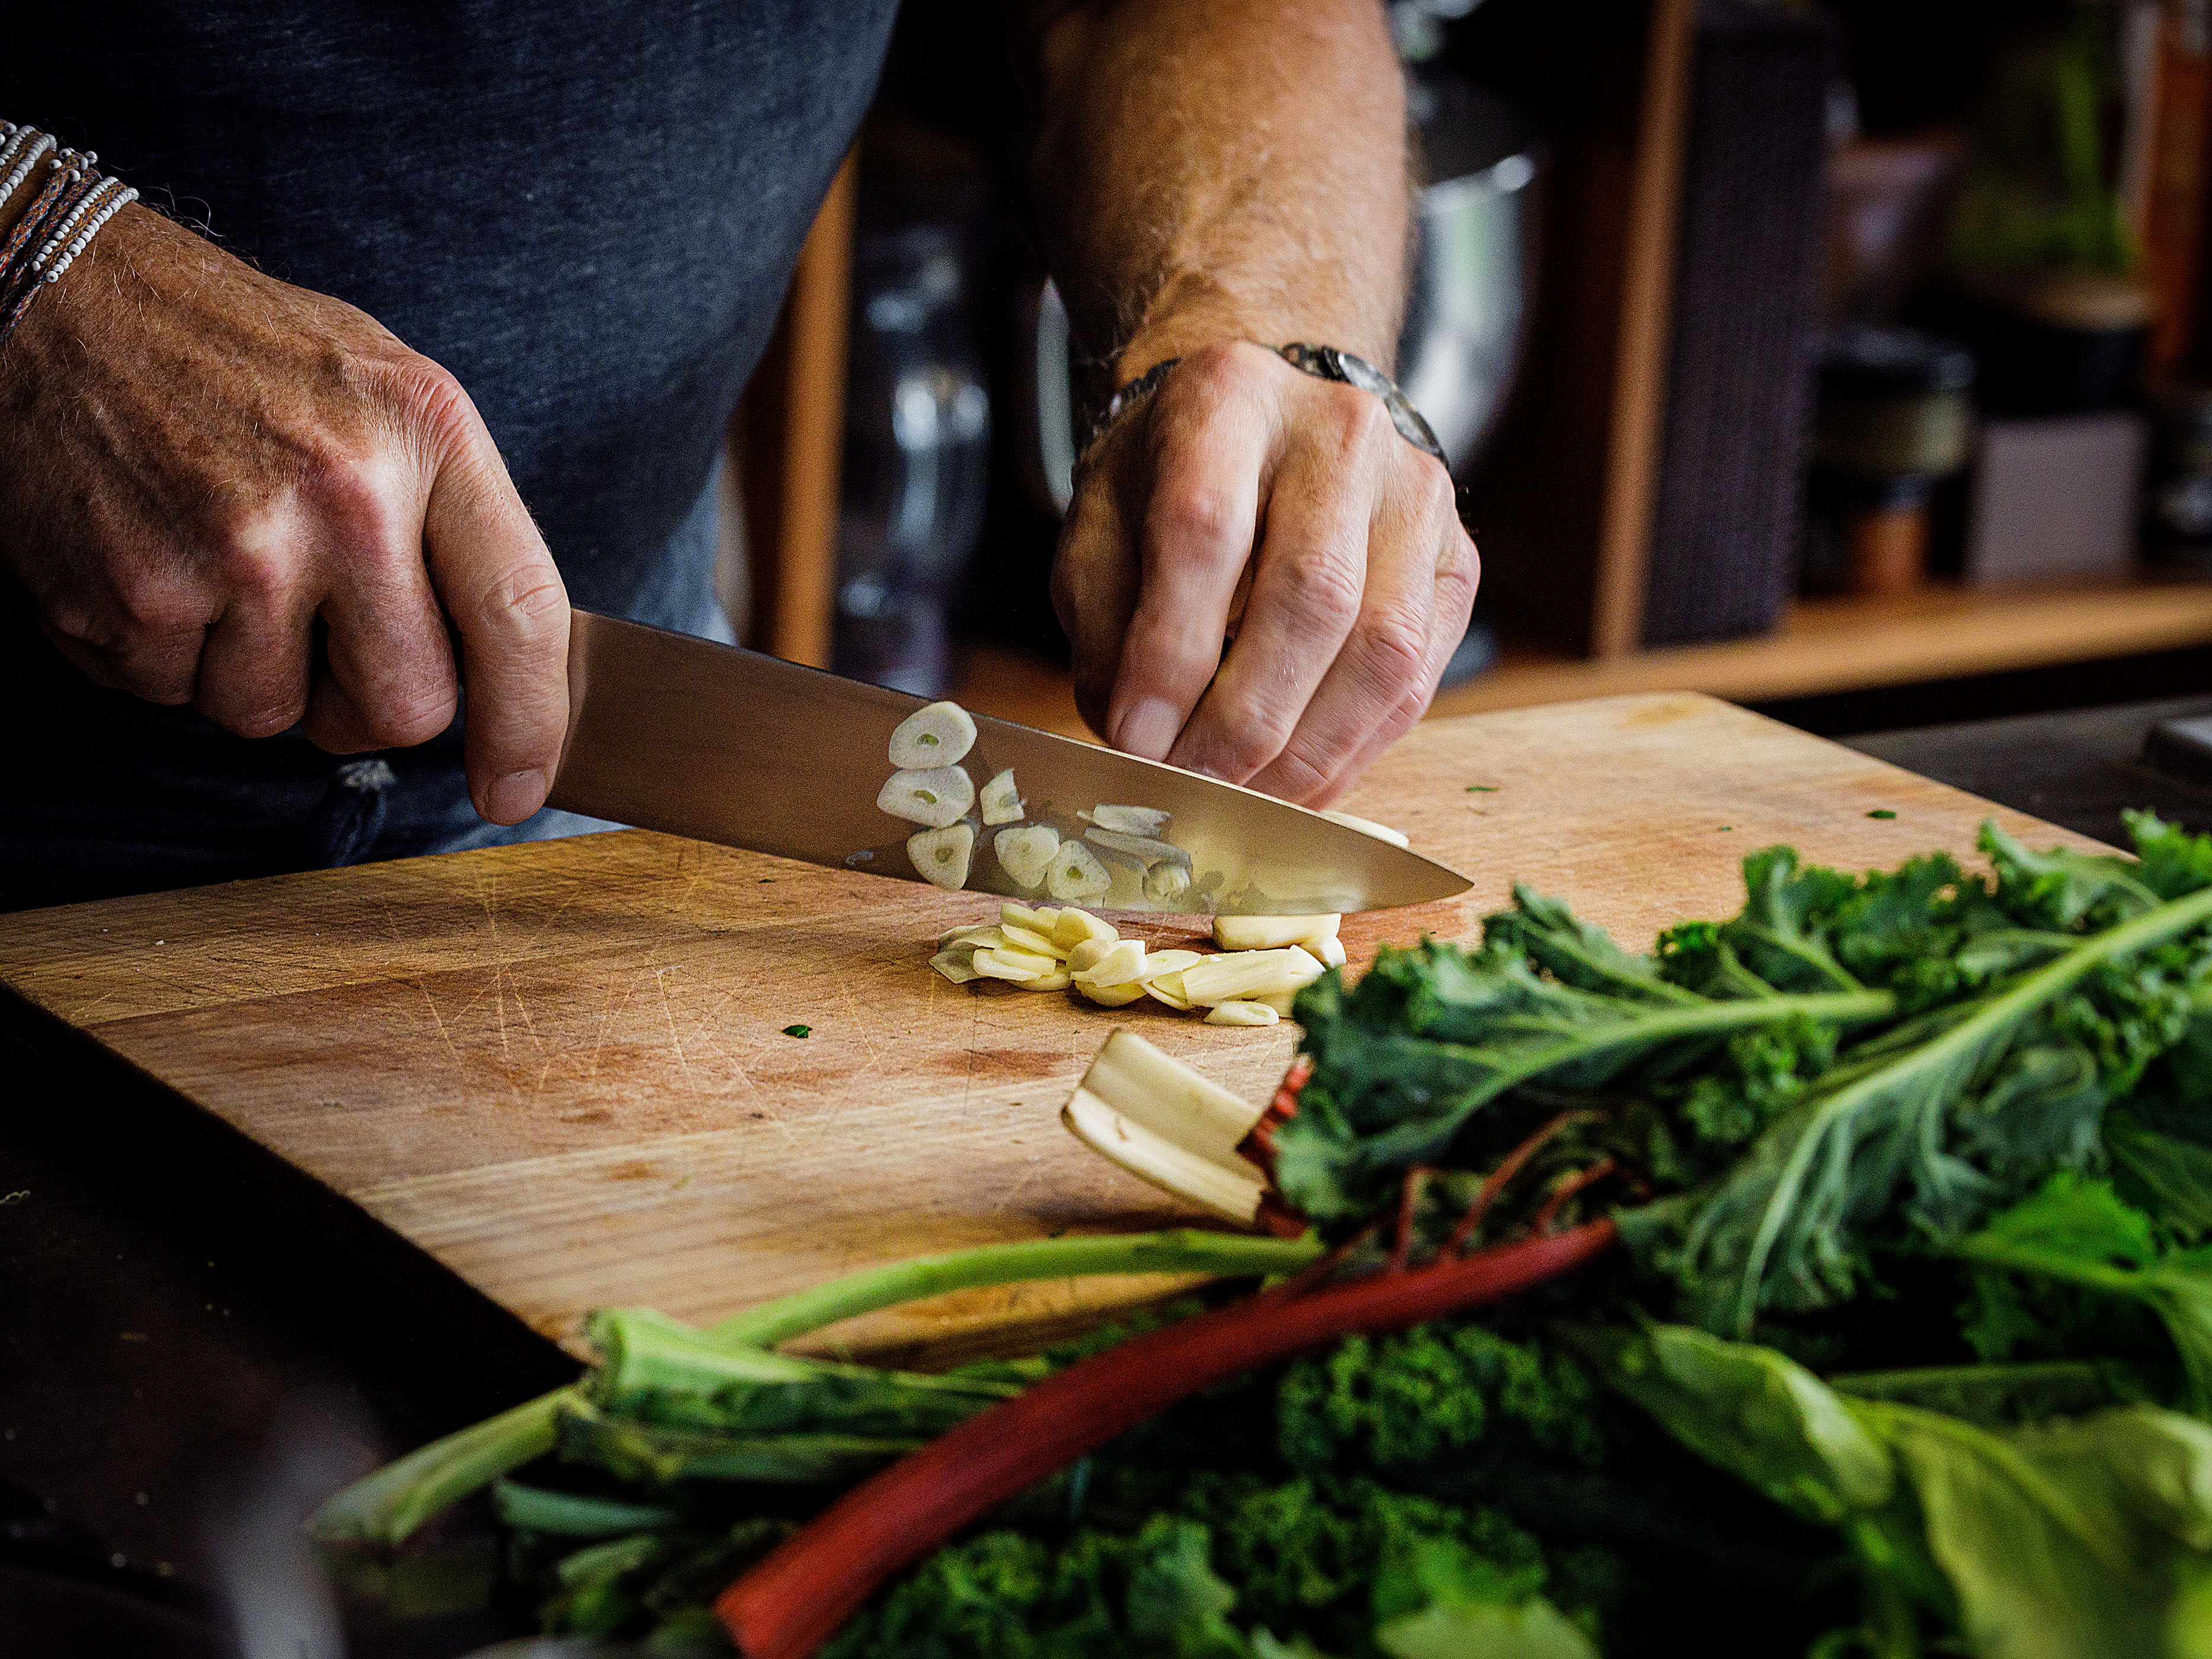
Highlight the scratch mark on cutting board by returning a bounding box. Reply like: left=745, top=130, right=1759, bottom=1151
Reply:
left=656, top=966, right=694, bottom=1083
left=410, top=978, right=465, bottom=1076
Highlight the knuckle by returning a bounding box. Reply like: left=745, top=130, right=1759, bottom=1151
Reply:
left=1358, top=606, right=1431, bottom=693
left=1212, top=700, right=1295, bottom=770
left=1277, top=549, right=1363, bottom=635
left=1149, top=483, right=1243, bottom=556
left=362, top=682, right=457, bottom=749
left=475, top=561, right=568, bottom=637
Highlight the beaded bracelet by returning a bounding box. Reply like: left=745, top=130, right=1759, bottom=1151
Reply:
left=0, top=123, right=138, bottom=348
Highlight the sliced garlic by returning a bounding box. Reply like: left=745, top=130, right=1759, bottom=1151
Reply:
left=1205, top=1000, right=1281, bottom=1027
left=1142, top=949, right=1205, bottom=977
left=1083, top=827, right=1193, bottom=868
left=929, top=950, right=984, bottom=985
left=1017, top=967, right=1073, bottom=992
left=1085, top=805, right=1172, bottom=837
left=1317, top=807, right=1409, bottom=848
left=1143, top=863, right=1193, bottom=905
left=1212, top=915, right=1340, bottom=952
left=1060, top=1030, right=1269, bottom=1225
left=979, top=768, right=1025, bottom=825
left=1072, top=939, right=1147, bottom=988
left=888, top=701, right=977, bottom=768
left=1052, top=908, right=1118, bottom=949
left=1144, top=971, right=1193, bottom=1011
left=1066, top=937, right=1114, bottom=975
left=1001, top=901, right=1060, bottom=934
left=937, top=923, right=1004, bottom=951
left=1177, top=945, right=1326, bottom=1007
left=1249, top=988, right=1302, bottom=1017
left=998, top=923, right=1067, bottom=960
left=994, top=826, right=1061, bottom=891
left=1045, top=842, right=1112, bottom=904
left=973, top=946, right=1061, bottom=982
left=880, top=766, right=975, bottom=828
left=907, top=823, right=975, bottom=891
left=1311, top=933, right=1347, bottom=969
left=1077, top=979, right=1148, bottom=1007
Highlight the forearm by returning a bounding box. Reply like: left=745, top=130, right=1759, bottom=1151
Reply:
left=1027, top=0, right=1410, bottom=390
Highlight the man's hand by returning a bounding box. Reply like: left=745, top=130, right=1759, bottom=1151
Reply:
left=0, top=202, right=568, bottom=825
left=1054, top=343, right=1477, bottom=805
left=1023, top=0, right=1468, bottom=805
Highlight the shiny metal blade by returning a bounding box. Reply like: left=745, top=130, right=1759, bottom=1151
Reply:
left=546, top=611, right=1471, bottom=915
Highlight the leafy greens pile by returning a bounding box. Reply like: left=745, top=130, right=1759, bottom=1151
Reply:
left=318, top=814, right=2212, bottom=1659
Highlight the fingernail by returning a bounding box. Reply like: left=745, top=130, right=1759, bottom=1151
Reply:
left=1114, top=697, right=1181, bottom=761
left=484, top=767, right=547, bottom=825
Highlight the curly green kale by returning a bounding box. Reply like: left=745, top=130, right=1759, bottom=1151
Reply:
left=1276, top=1321, right=1608, bottom=1479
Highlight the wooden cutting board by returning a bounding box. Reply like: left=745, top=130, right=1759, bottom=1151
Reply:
left=0, top=693, right=2100, bottom=1364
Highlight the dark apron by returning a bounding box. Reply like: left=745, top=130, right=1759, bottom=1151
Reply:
left=1, top=0, right=899, bottom=909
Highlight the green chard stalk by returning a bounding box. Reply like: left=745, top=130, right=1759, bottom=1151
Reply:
left=310, top=1227, right=1320, bottom=1548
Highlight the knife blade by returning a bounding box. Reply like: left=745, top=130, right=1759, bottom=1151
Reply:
left=546, top=610, right=1472, bottom=915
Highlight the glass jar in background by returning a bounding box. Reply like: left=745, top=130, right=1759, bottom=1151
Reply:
left=834, top=223, right=991, bottom=696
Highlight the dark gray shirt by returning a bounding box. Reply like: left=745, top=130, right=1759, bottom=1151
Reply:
left=1, top=1, right=901, bottom=908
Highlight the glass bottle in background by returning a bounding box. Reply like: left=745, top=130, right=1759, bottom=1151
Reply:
left=834, top=223, right=991, bottom=696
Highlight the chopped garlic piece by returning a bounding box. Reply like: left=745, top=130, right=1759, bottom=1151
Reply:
left=1249, top=988, right=1301, bottom=1016
left=998, top=923, right=1067, bottom=960
left=1045, top=842, right=1112, bottom=903
left=1311, top=933, right=1347, bottom=969
left=1205, top=1000, right=1280, bottom=1027
left=879, top=766, right=975, bottom=828
left=1017, top=967, right=1073, bottom=992
left=1142, top=949, right=1205, bottom=977
left=1072, top=939, right=1147, bottom=988
left=1086, top=805, right=1172, bottom=836
left=1317, top=807, right=1409, bottom=848
left=1211, top=914, right=1340, bottom=952
left=973, top=946, right=1060, bottom=982
left=1177, top=945, right=1325, bottom=1007
left=907, top=823, right=975, bottom=890
left=1060, top=1030, right=1268, bottom=1225
left=994, top=826, right=1060, bottom=891
left=1052, top=908, right=1118, bottom=949
left=1144, top=971, right=1193, bottom=1011
left=937, top=923, right=1004, bottom=950
left=979, top=768, right=1025, bottom=825
left=1000, top=902, right=1059, bottom=933
left=1076, top=979, right=1148, bottom=1007
left=929, top=950, right=984, bottom=985
left=1065, top=937, right=1113, bottom=975
left=1084, top=827, right=1192, bottom=868
left=1144, top=863, right=1192, bottom=905
left=888, top=701, right=977, bottom=768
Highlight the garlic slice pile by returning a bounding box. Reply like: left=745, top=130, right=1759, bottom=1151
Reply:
left=927, top=902, right=1341, bottom=1027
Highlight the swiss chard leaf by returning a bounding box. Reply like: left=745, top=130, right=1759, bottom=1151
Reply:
left=2109, top=1112, right=2212, bottom=1243
left=1596, top=1325, right=2212, bottom=1659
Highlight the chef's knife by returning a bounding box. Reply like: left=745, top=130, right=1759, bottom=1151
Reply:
left=546, top=610, right=1472, bottom=915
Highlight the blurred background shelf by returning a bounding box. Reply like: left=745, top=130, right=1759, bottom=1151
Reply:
left=734, top=0, right=2212, bottom=753
left=950, top=574, right=2212, bottom=742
